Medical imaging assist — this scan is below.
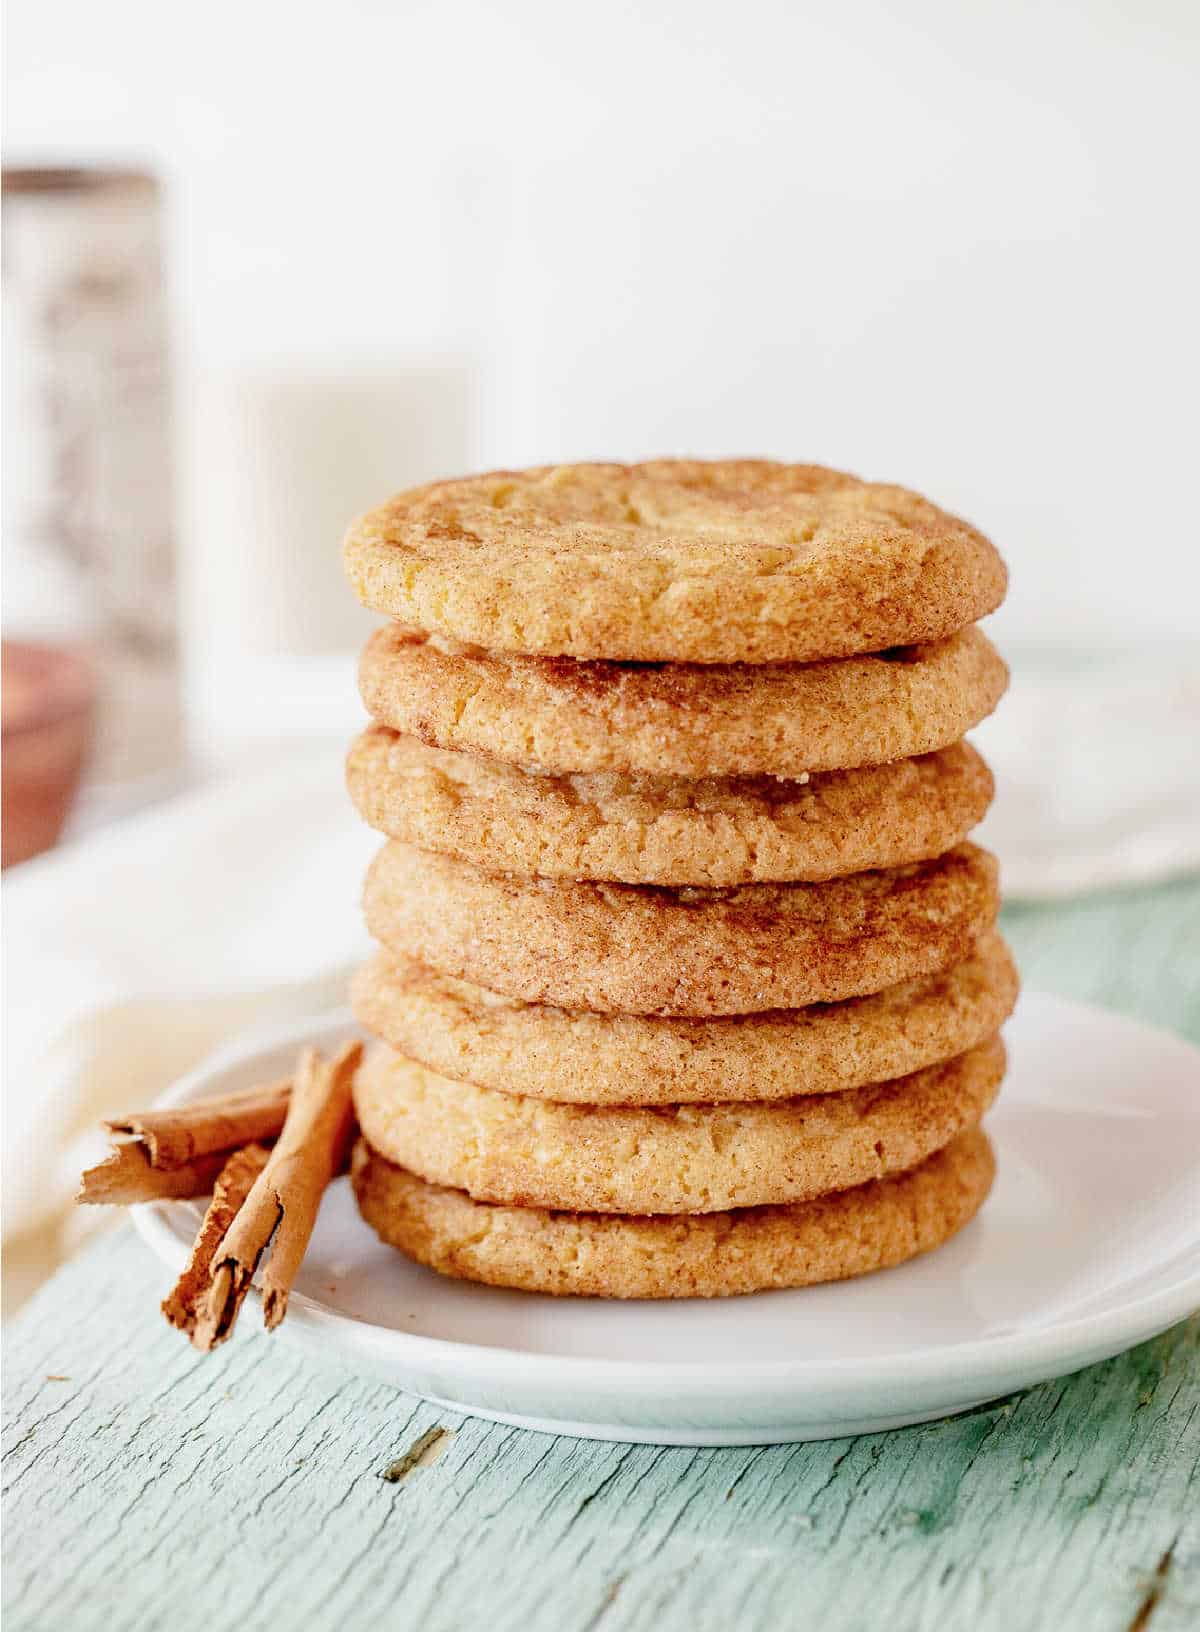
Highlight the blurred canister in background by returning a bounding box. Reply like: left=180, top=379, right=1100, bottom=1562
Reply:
left=2, top=166, right=182, bottom=858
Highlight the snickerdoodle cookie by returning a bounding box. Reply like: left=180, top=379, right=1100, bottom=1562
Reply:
left=347, top=728, right=994, bottom=886
left=353, top=1036, right=1003, bottom=1214
left=350, top=930, right=1018, bottom=1105
left=362, top=840, right=1000, bottom=1016
left=358, top=625, right=1007, bottom=780
left=351, top=1127, right=996, bottom=1298
left=343, top=460, right=1006, bottom=664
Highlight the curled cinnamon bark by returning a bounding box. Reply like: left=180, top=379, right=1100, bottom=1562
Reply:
left=190, top=1041, right=362, bottom=1350
left=161, top=1144, right=272, bottom=1336
left=77, top=1143, right=230, bottom=1206
left=104, top=1080, right=291, bottom=1169
left=78, top=1079, right=292, bottom=1204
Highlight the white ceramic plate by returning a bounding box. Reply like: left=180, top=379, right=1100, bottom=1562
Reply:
left=132, top=992, right=1200, bottom=1445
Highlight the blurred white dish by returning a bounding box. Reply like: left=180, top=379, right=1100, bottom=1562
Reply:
left=132, top=992, right=1200, bottom=1445
left=974, top=647, right=1200, bottom=897
left=2, top=743, right=375, bottom=1251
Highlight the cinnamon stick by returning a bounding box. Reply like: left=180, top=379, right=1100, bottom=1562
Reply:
left=161, top=1144, right=271, bottom=1336
left=191, top=1041, right=362, bottom=1350
left=77, top=1142, right=230, bottom=1206
left=105, top=1079, right=291, bottom=1169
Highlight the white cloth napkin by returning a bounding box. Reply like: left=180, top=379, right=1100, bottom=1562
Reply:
left=3, top=743, right=376, bottom=1247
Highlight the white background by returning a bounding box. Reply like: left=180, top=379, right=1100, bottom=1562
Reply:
left=6, top=0, right=1200, bottom=652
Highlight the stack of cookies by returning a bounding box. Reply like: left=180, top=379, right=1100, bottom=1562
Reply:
left=341, top=461, right=1016, bottom=1299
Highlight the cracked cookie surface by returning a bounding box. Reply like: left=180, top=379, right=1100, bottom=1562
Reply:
left=358, top=624, right=1007, bottom=780
left=350, top=931, right=1018, bottom=1104
left=347, top=728, right=993, bottom=885
left=353, top=1036, right=1003, bottom=1214
left=343, top=459, right=1006, bottom=663
left=362, top=840, right=1001, bottom=1016
left=351, top=1128, right=996, bottom=1297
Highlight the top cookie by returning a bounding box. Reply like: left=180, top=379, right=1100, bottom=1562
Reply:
left=343, top=460, right=1006, bottom=664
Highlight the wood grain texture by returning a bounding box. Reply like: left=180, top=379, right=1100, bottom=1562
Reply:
left=4, top=876, right=1199, bottom=1632
left=2, top=1238, right=1197, bottom=1632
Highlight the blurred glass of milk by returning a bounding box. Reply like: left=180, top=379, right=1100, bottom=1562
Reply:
left=181, top=365, right=475, bottom=766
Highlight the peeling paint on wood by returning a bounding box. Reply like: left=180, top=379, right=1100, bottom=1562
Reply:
left=381, top=1425, right=454, bottom=1483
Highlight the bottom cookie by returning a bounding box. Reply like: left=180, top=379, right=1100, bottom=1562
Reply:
left=351, top=1128, right=995, bottom=1300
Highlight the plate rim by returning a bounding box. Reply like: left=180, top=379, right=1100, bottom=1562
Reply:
left=131, top=990, right=1200, bottom=1399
